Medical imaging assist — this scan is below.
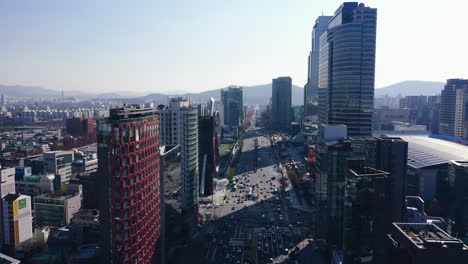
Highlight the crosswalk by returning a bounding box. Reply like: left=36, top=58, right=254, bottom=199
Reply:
left=229, top=238, right=245, bottom=247
left=253, top=227, right=290, bottom=234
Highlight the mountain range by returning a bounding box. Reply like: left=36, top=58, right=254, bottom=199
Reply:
left=374, top=81, right=444, bottom=97
left=0, top=80, right=445, bottom=105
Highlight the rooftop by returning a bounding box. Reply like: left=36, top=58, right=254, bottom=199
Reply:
left=349, top=167, right=389, bottom=177
left=35, top=192, right=77, bottom=201
left=394, top=223, right=468, bottom=250
left=396, top=135, right=468, bottom=169
left=2, top=193, right=20, bottom=202
left=0, top=253, right=20, bottom=264
left=450, top=160, right=468, bottom=167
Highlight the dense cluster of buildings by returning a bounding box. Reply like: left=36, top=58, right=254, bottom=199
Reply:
left=303, top=2, right=468, bottom=264
left=0, top=86, right=240, bottom=263
left=373, top=79, right=468, bottom=141
left=2, top=1, right=468, bottom=264
left=0, top=105, right=109, bottom=125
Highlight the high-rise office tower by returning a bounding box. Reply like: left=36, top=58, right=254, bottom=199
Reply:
left=221, top=86, right=243, bottom=127
left=206, top=97, right=215, bottom=116
left=1, top=95, right=7, bottom=106
left=343, top=160, right=391, bottom=264
left=157, top=98, right=199, bottom=212
left=198, top=115, right=220, bottom=196
left=454, top=87, right=468, bottom=140
left=375, top=136, right=408, bottom=222
left=318, top=2, right=377, bottom=136
left=304, top=16, right=332, bottom=115
left=447, top=160, right=468, bottom=239
left=271, top=77, right=292, bottom=130
left=97, top=105, right=161, bottom=264
left=440, top=79, right=468, bottom=138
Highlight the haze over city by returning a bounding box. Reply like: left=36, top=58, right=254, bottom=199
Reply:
left=2, top=0, right=468, bottom=94
left=2, top=1, right=468, bottom=264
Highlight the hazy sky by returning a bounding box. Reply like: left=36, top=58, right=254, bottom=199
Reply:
left=2, top=0, right=468, bottom=94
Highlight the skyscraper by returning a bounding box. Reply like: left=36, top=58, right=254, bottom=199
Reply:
left=375, top=136, right=408, bottom=222
left=97, top=105, right=161, bottom=264
left=271, top=77, right=292, bottom=130
left=304, top=16, right=332, bottom=115
left=221, top=86, right=243, bottom=127
left=318, top=2, right=377, bottom=136
left=343, top=160, right=391, bottom=263
left=439, top=79, right=468, bottom=138
left=198, top=115, right=220, bottom=196
left=157, top=98, right=199, bottom=212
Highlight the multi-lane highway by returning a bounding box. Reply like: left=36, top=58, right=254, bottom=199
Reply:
left=199, top=117, right=324, bottom=264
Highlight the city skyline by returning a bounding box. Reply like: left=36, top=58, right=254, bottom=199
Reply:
left=2, top=0, right=468, bottom=94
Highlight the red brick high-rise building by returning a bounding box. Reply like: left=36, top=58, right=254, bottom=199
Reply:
left=97, top=105, right=161, bottom=264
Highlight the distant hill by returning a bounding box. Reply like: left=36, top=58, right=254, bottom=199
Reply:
left=133, top=83, right=304, bottom=105
left=376, top=81, right=444, bottom=97
left=9, top=81, right=448, bottom=104
left=0, top=83, right=303, bottom=105
left=0, top=85, right=151, bottom=100
left=0, top=85, right=64, bottom=99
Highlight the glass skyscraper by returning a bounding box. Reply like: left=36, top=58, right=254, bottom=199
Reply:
left=304, top=16, right=332, bottom=115
left=271, top=76, right=292, bottom=130
left=221, top=86, right=244, bottom=127
left=439, top=79, right=468, bottom=139
left=318, top=2, right=377, bottom=136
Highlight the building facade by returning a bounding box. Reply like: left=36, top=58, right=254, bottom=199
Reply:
left=387, top=223, right=468, bottom=264
left=447, top=160, right=468, bottom=240
left=157, top=98, right=199, bottom=212
left=198, top=116, right=220, bottom=196
left=375, top=136, right=408, bottom=222
left=318, top=2, right=377, bottom=136
left=97, top=105, right=161, bottom=264
left=34, top=192, right=82, bottom=227
left=343, top=162, right=391, bottom=263
left=221, top=86, right=243, bottom=127
left=271, top=77, right=292, bottom=130
left=304, top=16, right=332, bottom=115
left=15, top=174, right=55, bottom=198
left=43, top=151, right=74, bottom=184
left=0, top=194, right=33, bottom=251
left=439, top=79, right=468, bottom=138
left=66, top=117, right=95, bottom=137
left=0, top=167, right=16, bottom=198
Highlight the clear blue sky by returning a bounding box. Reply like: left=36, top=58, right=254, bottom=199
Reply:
left=2, top=0, right=467, bottom=94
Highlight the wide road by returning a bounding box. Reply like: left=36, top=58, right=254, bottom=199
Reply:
left=200, top=116, right=325, bottom=264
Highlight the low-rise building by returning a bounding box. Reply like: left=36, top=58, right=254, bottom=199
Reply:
left=0, top=253, right=20, bottom=264
left=71, top=209, right=99, bottom=226
left=387, top=223, right=468, bottom=263
left=15, top=174, right=55, bottom=198
left=0, top=167, right=16, bottom=198
left=34, top=192, right=82, bottom=227
left=0, top=194, right=33, bottom=250
left=43, top=151, right=74, bottom=184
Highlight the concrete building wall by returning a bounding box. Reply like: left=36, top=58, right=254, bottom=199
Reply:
left=0, top=168, right=16, bottom=198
